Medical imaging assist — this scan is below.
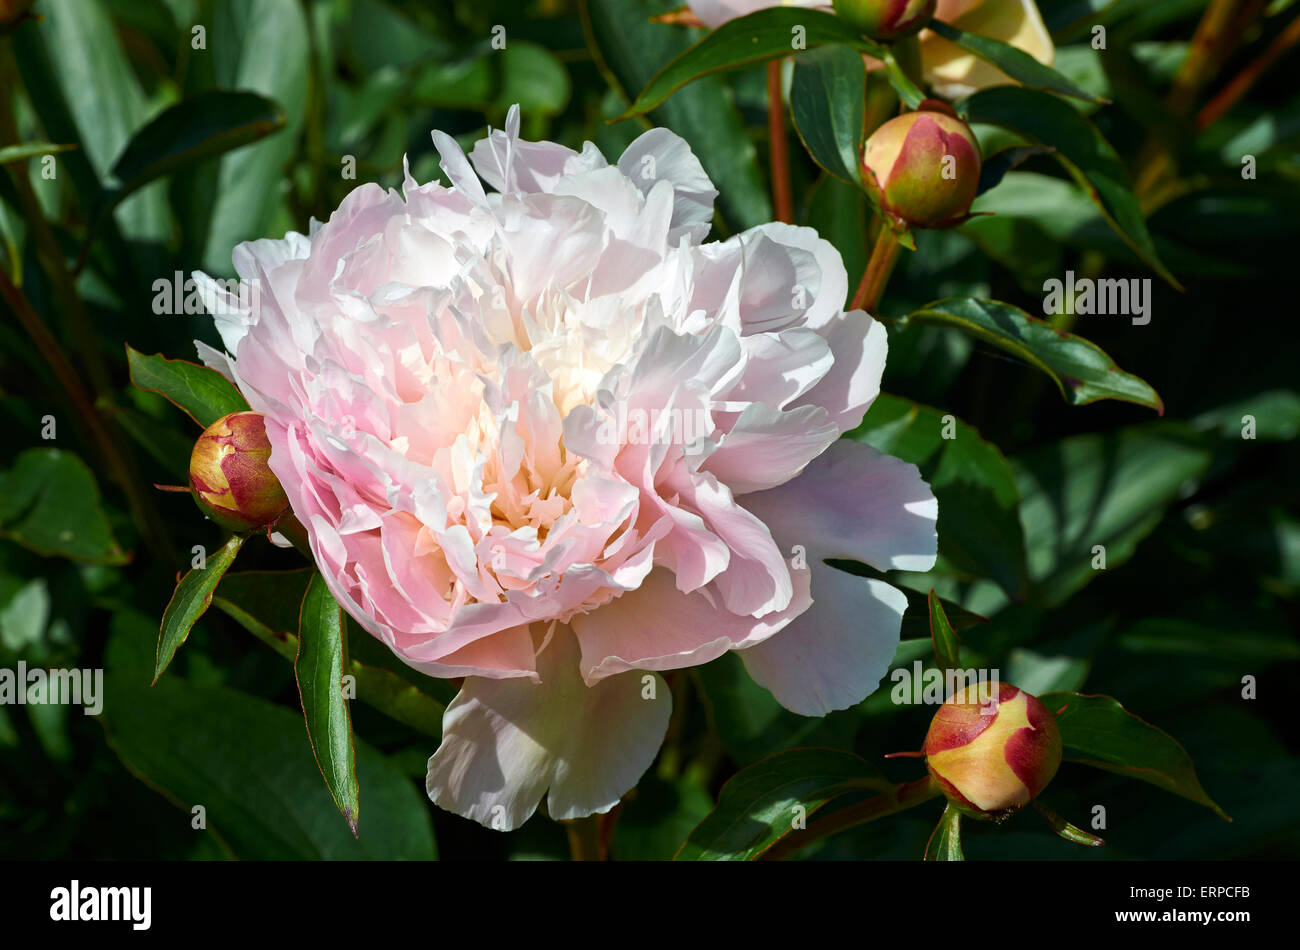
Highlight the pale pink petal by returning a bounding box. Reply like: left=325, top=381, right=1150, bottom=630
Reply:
left=426, top=628, right=671, bottom=829
left=744, top=438, right=938, bottom=573
left=740, top=566, right=908, bottom=715
left=617, top=127, right=718, bottom=243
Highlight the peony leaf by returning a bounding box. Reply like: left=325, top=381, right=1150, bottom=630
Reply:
left=1014, top=424, right=1213, bottom=606
left=18, top=0, right=169, bottom=242
left=154, top=535, right=245, bottom=684
left=0, top=449, right=130, bottom=566
left=901, top=297, right=1162, bottom=411
left=928, top=21, right=1104, bottom=104
left=101, top=91, right=286, bottom=213
left=790, top=44, right=866, bottom=186
left=927, top=590, right=961, bottom=675
left=958, top=87, right=1180, bottom=288
left=297, top=573, right=361, bottom=836
left=924, top=803, right=965, bottom=860
left=675, top=748, right=889, bottom=860
left=976, top=144, right=1055, bottom=195
left=850, top=393, right=1028, bottom=598
left=127, top=345, right=250, bottom=428
left=617, top=8, right=887, bottom=120
left=102, top=613, right=436, bottom=860
left=1040, top=692, right=1230, bottom=821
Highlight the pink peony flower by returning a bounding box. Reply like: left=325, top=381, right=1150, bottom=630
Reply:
left=195, top=107, right=937, bottom=830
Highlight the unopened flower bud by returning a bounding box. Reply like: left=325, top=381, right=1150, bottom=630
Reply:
left=923, top=681, right=1062, bottom=821
left=832, top=0, right=936, bottom=40
left=861, top=99, right=982, bottom=230
left=189, top=411, right=289, bottom=532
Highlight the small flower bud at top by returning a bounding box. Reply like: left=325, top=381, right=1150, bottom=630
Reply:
left=832, top=0, right=937, bottom=40
left=189, top=411, right=289, bottom=532
left=861, top=99, right=982, bottom=230
left=923, top=681, right=1062, bottom=821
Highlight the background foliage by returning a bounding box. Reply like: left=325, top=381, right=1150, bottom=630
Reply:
left=1, top=0, right=1297, bottom=860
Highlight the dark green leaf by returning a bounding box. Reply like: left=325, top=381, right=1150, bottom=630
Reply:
left=929, top=20, right=1103, bottom=103
left=0, top=449, right=129, bottom=565
left=976, top=144, right=1055, bottom=195
left=675, top=747, right=887, bottom=860
left=1193, top=390, right=1300, bottom=442
left=102, top=619, right=436, bottom=860
left=924, top=803, right=964, bottom=859
left=127, top=345, right=249, bottom=428
left=1014, top=424, right=1213, bottom=605
left=27, top=0, right=169, bottom=242
left=928, top=590, right=961, bottom=674
left=1042, top=691, right=1229, bottom=820
left=154, top=535, right=244, bottom=683
left=297, top=573, right=360, bottom=835
left=102, top=91, right=286, bottom=212
left=903, top=297, right=1162, bottom=410
left=960, top=87, right=1179, bottom=288
left=790, top=44, right=865, bottom=185
left=617, top=8, right=886, bottom=120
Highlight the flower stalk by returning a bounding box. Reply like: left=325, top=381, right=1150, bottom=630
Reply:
left=767, top=59, right=793, bottom=224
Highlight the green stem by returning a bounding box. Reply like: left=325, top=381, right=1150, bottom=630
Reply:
left=761, top=775, right=942, bottom=861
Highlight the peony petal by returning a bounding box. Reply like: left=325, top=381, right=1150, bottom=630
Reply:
left=617, top=127, right=718, bottom=244
left=743, top=438, right=938, bottom=573
left=739, top=566, right=908, bottom=715
left=571, top=567, right=793, bottom=682
left=793, top=309, right=887, bottom=434
left=426, top=626, right=670, bottom=829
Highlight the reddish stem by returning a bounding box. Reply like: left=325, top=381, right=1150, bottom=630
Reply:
left=767, top=60, right=793, bottom=224
left=850, top=225, right=903, bottom=314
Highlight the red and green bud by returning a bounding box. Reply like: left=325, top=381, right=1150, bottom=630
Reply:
left=189, top=411, right=289, bottom=533
left=923, top=681, right=1062, bottom=821
left=861, top=99, right=982, bottom=230
left=832, top=0, right=937, bottom=40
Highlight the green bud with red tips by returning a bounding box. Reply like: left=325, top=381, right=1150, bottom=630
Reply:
left=189, top=411, right=289, bottom=533
left=923, top=681, right=1062, bottom=821
left=832, top=0, right=937, bottom=40
left=861, top=99, right=982, bottom=231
